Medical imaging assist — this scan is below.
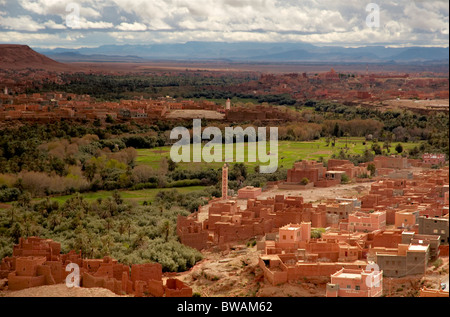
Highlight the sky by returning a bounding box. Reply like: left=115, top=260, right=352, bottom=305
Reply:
left=0, top=0, right=448, bottom=49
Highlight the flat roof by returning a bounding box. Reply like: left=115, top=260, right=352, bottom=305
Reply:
left=408, top=245, right=429, bottom=252
left=336, top=273, right=362, bottom=279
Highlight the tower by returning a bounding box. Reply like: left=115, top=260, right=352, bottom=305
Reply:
left=222, top=164, right=228, bottom=200
left=225, top=98, right=231, bottom=110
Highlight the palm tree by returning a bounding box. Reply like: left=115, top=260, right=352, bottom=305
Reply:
left=162, top=220, right=170, bottom=242
left=9, top=205, right=18, bottom=224
left=105, top=218, right=114, bottom=233
left=125, top=219, right=132, bottom=240
left=118, top=221, right=126, bottom=237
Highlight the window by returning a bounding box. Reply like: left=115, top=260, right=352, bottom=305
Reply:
left=433, top=229, right=439, bottom=234
left=347, top=285, right=351, bottom=289
left=282, top=235, right=286, bottom=240
left=441, top=230, right=446, bottom=234
left=355, top=285, right=360, bottom=291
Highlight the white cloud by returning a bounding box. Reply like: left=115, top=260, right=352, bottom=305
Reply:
left=68, top=17, right=114, bottom=29
left=43, top=19, right=66, bottom=29
left=0, top=15, right=45, bottom=31
left=116, top=22, right=147, bottom=31
left=0, top=0, right=447, bottom=47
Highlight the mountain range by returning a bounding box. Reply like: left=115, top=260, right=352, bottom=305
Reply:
left=36, top=42, right=449, bottom=64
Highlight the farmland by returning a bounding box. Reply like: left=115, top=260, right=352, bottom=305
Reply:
left=136, top=138, right=422, bottom=172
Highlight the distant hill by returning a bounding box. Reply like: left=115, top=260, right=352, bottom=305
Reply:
left=35, top=42, right=450, bottom=64
left=388, top=47, right=450, bottom=62
left=47, top=51, right=145, bottom=63
left=0, top=44, right=72, bottom=70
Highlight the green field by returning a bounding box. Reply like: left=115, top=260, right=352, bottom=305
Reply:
left=136, top=137, right=422, bottom=171
left=31, top=186, right=207, bottom=206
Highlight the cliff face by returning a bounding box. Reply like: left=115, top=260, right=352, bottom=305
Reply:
left=0, top=44, right=71, bottom=70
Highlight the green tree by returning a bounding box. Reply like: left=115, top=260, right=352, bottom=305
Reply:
left=367, top=163, right=376, bottom=177
left=10, top=222, right=22, bottom=243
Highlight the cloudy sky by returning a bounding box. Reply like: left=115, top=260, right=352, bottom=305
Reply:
left=0, top=0, right=448, bottom=49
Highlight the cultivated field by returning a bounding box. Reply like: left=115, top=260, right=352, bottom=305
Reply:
left=136, top=138, right=422, bottom=171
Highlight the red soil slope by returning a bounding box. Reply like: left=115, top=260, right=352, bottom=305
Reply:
left=0, top=44, right=72, bottom=71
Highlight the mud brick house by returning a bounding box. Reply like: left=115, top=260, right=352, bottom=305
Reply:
left=419, top=216, right=449, bottom=244
left=347, top=211, right=386, bottom=232
left=178, top=199, right=276, bottom=248
left=237, top=186, right=262, bottom=199
left=320, top=200, right=356, bottom=224
left=247, top=195, right=327, bottom=228
left=259, top=224, right=368, bottom=285
left=370, top=229, right=404, bottom=249
left=327, top=159, right=368, bottom=179
left=401, top=231, right=441, bottom=260
left=326, top=268, right=383, bottom=297
left=371, top=243, right=429, bottom=277
left=12, top=236, right=61, bottom=261
left=373, top=156, right=410, bottom=170
left=394, top=210, right=419, bottom=230
left=177, top=195, right=328, bottom=250
left=177, top=213, right=210, bottom=251
left=1, top=237, right=192, bottom=297
left=422, top=153, right=446, bottom=166
left=286, top=161, right=326, bottom=184
left=263, top=223, right=311, bottom=254
left=284, top=159, right=367, bottom=189
left=259, top=253, right=368, bottom=285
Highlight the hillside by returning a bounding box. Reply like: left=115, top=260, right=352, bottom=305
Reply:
left=0, top=44, right=73, bottom=71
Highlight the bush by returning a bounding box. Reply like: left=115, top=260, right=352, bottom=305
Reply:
left=0, top=186, right=21, bottom=202
left=341, top=174, right=350, bottom=184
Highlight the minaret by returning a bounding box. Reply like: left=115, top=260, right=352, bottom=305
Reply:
left=222, top=164, right=228, bottom=200
left=225, top=98, right=231, bottom=110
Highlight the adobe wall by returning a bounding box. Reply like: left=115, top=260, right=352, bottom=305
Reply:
left=179, top=232, right=209, bottom=251
left=439, top=245, right=449, bottom=257
left=420, top=288, right=449, bottom=297
left=258, top=257, right=288, bottom=285
left=165, top=278, right=193, bottom=297
left=2, top=237, right=193, bottom=297
left=286, top=262, right=365, bottom=281
left=131, top=263, right=162, bottom=284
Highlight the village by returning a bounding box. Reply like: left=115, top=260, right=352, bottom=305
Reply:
left=1, top=67, right=448, bottom=122
left=0, top=152, right=448, bottom=297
